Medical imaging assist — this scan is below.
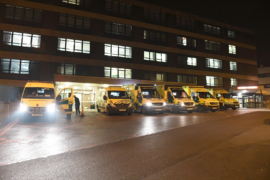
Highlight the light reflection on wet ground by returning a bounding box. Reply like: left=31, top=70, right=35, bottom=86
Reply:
left=0, top=109, right=269, bottom=165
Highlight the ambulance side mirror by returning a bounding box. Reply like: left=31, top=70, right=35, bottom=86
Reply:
left=103, top=96, right=107, bottom=100
left=129, top=96, right=132, bottom=100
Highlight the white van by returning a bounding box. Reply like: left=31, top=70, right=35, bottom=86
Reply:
left=20, top=81, right=74, bottom=119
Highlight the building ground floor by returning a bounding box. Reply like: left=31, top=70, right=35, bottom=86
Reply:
left=0, top=74, right=266, bottom=110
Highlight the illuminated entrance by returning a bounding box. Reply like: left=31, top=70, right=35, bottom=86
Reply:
left=229, top=86, right=265, bottom=108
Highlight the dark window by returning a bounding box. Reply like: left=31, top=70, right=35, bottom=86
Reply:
left=204, top=24, right=220, bottom=35
left=228, top=30, right=235, bottom=38
left=144, top=9, right=166, bottom=22
left=59, top=14, right=91, bottom=31
left=1, top=58, right=39, bottom=74
left=264, top=84, right=270, bottom=88
left=177, top=36, right=196, bottom=47
left=106, top=0, right=131, bottom=15
left=144, top=30, right=166, bottom=44
left=5, top=5, right=42, bottom=22
left=177, top=75, right=197, bottom=84
left=105, top=22, right=132, bottom=36
left=62, top=0, right=91, bottom=7
left=205, top=40, right=221, bottom=52
left=57, top=63, right=76, bottom=75
left=176, top=17, right=195, bottom=30
left=144, top=72, right=166, bottom=81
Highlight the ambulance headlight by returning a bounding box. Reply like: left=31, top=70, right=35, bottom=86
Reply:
left=146, top=102, right=152, bottom=106
left=20, top=103, right=27, bottom=112
left=47, top=103, right=55, bottom=112
left=163, top=102, right=167, bottom=106
left=181, top=102, right=185, bottom=107
left=193, top=103, right=196, bottom=106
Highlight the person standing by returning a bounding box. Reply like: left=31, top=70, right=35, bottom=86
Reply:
left=74, top=95, right=80, bottom=115
left=219, top=94, right=225, bottom=111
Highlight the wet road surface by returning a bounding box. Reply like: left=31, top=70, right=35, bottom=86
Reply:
left=0, top=109, right=270, bottom=179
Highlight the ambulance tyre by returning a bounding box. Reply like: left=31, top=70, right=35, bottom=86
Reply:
left=198, top=106, right=203, bottom=112
left=188, top=110, right=193, bottom=113
left=172, top=106, right=178, bottom=114
left=232, top=108, right=237, bottom=110
left=127, top=112, right=132, bottom=115
left=107, top=107, right=111, bottom=116
left=142, top=107, right=147, bottom=115
left=66, top=114, right=71, bottom=120
left=211, top=109, right=216, bottom=112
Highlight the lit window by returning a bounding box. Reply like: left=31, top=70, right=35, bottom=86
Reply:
left=229, top=45, right=236, bottom=54
left=3, top=31, right=41, bottom=48
left=144, top=51, right=167, bottom=62
left=230, top=61, right=237, bottom=71
left=58, top=38, right=90, bottom=54
left=206, top=58, right=222, bottom=69
left=105, top=22, right=132, bottom=36
left=62, top=0, right=80, bottom=5
left=206, top=76, right=223, bottom=87
left=228, top=30, right=235, bottom=38
left=231, top=78, right=237, bottom=87
left=104, top=44, right=132, bottom=58
left=104, top=67, right=131, bottom=79
left=187, top=57, right=197, bottom=66
left=156, top=73, right=164, bottom=81
left=1, top=58, right=39, bottom=74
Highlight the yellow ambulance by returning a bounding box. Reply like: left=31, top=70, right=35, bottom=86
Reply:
left=124, top=84, right=166, bottom=114
left=183, top=86, right=219, bottom=112
left=208, top=88, right=239, bottom=110
left=20, top=81, right=74, bottom=119
left=96, top=86, right=132, bottom=116
left=156, top=85, right=195, bottom=113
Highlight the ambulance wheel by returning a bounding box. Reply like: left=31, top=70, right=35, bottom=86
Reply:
left=66, top=114, right=71, bottom=120
left=107, top=108, right=111, bottom=116
left=172, top=106, right=178, bottom=114
left=97, top=106, right=100, bottom=112
left=128, top=112, right=132, bottom=115
left=188, top=110, right=193, bottom=113
left=232, top=108, right=237, bottom=110
left=198, top=106, right=203, bottom=112
left=142, top=107, right=147, bottom=115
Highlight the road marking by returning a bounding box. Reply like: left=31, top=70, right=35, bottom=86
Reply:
left=0, top=118, right=19, bottom=137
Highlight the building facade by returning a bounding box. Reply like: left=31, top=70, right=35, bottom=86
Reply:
left=0, top=0, right=258, bottom=108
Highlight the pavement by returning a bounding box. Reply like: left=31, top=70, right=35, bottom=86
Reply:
left=0, top=109, right=270, bottom=179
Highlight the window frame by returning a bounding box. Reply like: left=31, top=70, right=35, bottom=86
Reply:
left=206, top=58, right=222, bottom=69
left=230, top=61, right=237, bottom=71
left=106, top=0, right=132, bottom=15
left=105, top=21, right=132, bottom=36
left=104, top=44, right=132, bottom=58
left=228, top=45, right=236, bottom=54
left=230, top=78, right=237, bottom=87
left=176, top=17, right=195, bottom=30
left=58, top=38, right=90, bottom=54
left=144, top=51, right=167, bottom=63
left=3, top=31, right=41, bottom=48
left=5, top=4, right=42, bottom=23
left=204, top=24, right=220, bottom=35
left=206, top=76, right=223, bottom=87
left=205, top=40, right=221, bottom=52
left=104, top=67, right=132, bottom=79
left=144, top=29, right=167, bottom=44
left=177, top=74, right=197, bottom=85
left=144, top=9, right=166, bottom=23
left=59, top=13, right=91, bottom=31
left=0, top=58, right=39, bottom=74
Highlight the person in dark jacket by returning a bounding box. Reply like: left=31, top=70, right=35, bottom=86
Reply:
left=74, top=95, right=80, bottom=115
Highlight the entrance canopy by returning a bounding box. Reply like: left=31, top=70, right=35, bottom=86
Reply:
left=229, top=86, right=265, bottom=95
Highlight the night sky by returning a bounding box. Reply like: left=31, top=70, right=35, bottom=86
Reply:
left=139, top=0, right=270, bottom=67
